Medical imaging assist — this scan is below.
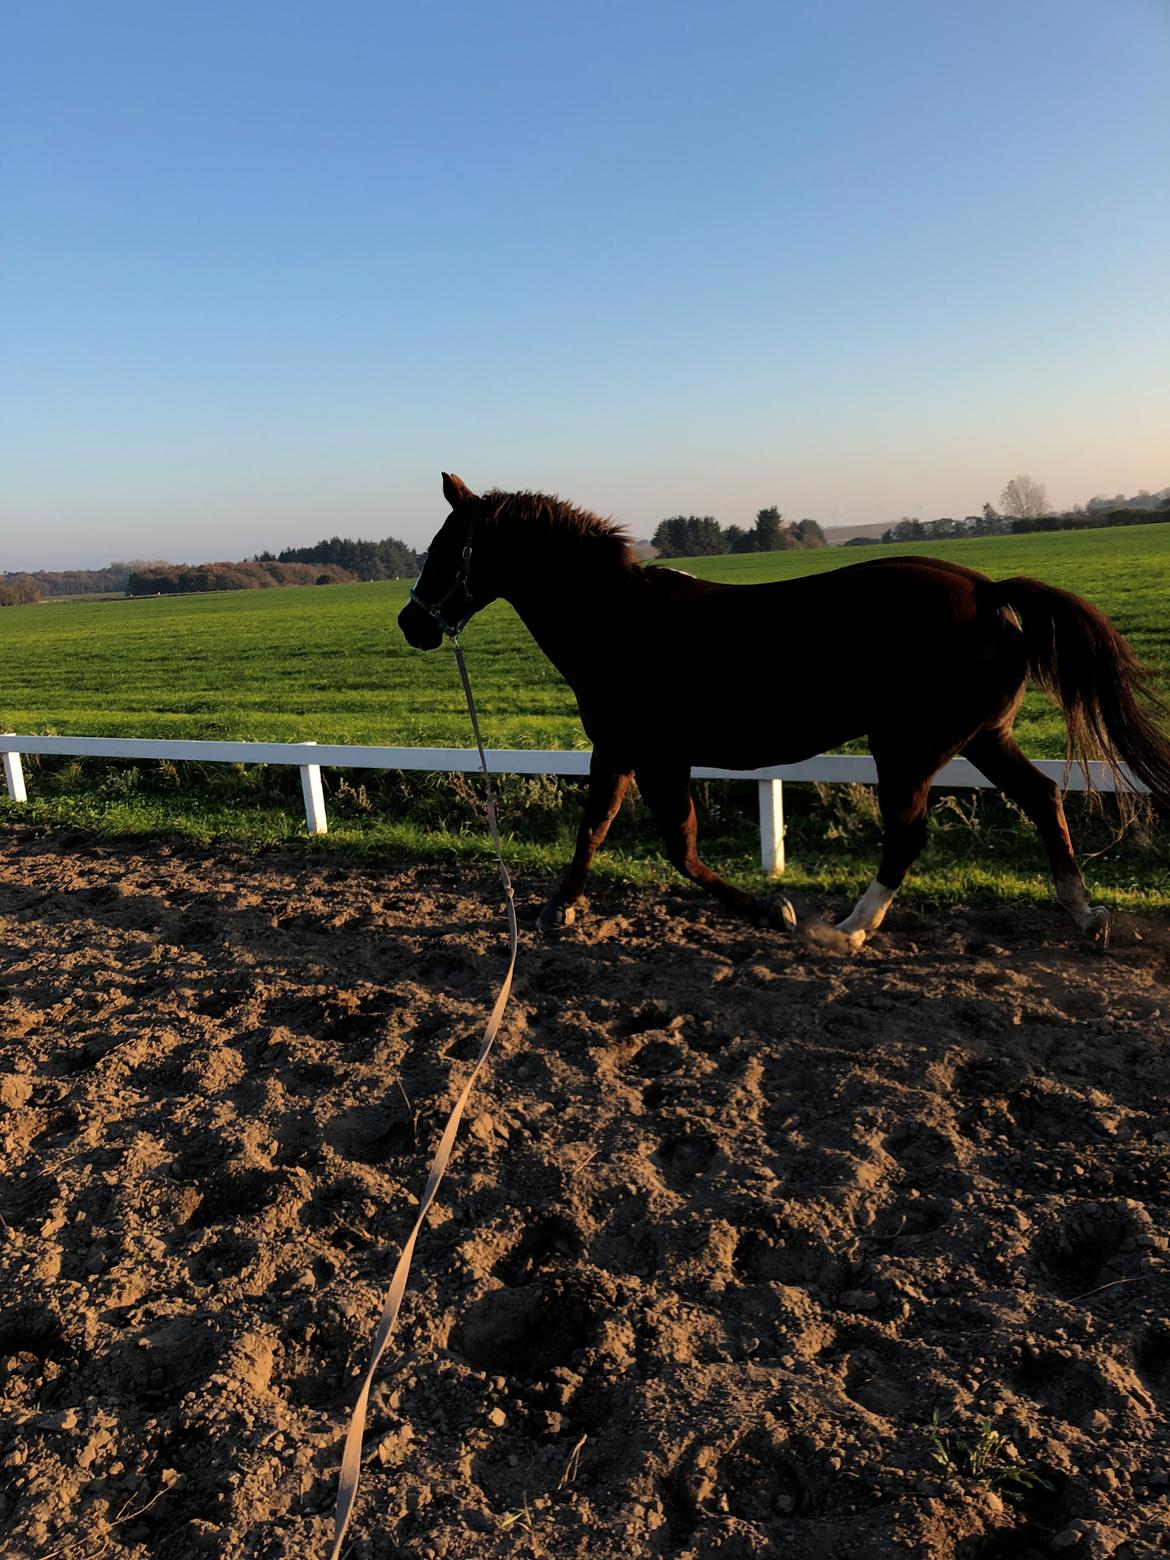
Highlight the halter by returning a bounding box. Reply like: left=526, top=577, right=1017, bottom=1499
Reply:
left=408, top=542, right=475, bottom=639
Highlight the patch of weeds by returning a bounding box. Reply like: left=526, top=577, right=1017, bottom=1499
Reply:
left=813, top=780, right=881, bottom=846
left=332, top=777, right=374, bottom=814
left=925, top=1410, right=1052, bottom=1503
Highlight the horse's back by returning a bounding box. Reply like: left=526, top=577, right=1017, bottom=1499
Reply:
left=675, top=554, right=997, bottom=646
left=631, top=553, right=1026, bottom=768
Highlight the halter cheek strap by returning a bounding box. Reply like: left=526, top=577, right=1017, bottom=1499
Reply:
left=408, top=544, right=474, bottom=638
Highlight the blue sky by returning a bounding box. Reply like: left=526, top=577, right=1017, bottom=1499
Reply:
left=2, top=0, right=1168, bottom=569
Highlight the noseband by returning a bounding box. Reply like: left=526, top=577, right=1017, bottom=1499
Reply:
left=409, top=542, right=474, bottom=638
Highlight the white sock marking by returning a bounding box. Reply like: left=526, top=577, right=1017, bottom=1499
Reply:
left=837, top=879, right=896, bottom=943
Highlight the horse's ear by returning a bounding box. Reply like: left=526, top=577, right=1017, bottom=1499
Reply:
left=442, top=472, right=477, bottom=509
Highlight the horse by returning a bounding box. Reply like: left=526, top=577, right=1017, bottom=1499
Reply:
left=398, top=472, right=1170, bottom=948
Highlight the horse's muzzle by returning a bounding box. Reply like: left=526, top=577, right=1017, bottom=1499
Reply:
left=397, top=600, right=444, bottom=651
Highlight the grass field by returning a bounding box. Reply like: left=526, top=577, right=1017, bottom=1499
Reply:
left=3, top=523, right=1170, bottom=909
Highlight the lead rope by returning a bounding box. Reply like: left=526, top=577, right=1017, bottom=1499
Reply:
left=330, top=637, right=518, bottom=1560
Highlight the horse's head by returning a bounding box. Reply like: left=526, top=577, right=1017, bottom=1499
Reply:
left=398, top=473, right=494, bottom=649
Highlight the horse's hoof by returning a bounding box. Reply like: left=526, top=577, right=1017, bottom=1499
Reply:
left=537, top=900, right=576, bottom=934
left=805, top=922, right=865, bottom=954
left=1082, top=906, right=1111, bottom=947
left=755, top=894, right=797, bottom=931
left=833, top=919, right=869, bottom=952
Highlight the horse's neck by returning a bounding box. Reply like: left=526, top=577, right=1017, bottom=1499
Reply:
left=502, top=555, right=640, bottom=686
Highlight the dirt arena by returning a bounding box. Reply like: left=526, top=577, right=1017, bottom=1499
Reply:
left=2, top=824, right=1169, bottom=1558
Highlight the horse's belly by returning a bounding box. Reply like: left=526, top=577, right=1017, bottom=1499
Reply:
left=624, top=685, right=860, bottom=768
left=578, top=659, right=871, bottom=770
left=685, top=720, right=862, bottom=771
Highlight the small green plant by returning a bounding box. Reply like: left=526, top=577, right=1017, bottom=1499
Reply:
left=926, top=1410, right=1051, bottom=1503
left=496, top=1493, right=537, bottom=1544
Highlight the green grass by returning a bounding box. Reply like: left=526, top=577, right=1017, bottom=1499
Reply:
left=0, top=580, right=581, bottom=747
left=3, top=523, right=1169, bottom=753
left=3, top=524, right=1170, bottom=910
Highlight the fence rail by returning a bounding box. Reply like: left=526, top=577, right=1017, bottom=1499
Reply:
left=0, top=733, right=1143, bottom=876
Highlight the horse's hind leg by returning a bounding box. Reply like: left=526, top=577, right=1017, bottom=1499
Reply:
left=963, top=728, right=1109, bottom=939
left=538, top=756, right=632, bottom=930
left=636, top=764, right=779, bottom=922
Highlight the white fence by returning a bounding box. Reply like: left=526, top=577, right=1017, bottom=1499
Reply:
left=0, top=733, right=1142, bottom=876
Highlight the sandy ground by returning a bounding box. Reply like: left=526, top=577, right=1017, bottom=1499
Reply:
left=2, top=823, right=1169, bottom=1560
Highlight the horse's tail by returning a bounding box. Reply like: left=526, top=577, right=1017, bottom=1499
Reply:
left=993, top=575, right=1170, bottom=816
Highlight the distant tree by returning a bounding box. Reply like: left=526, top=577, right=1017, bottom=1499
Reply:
left=0, top=576, right=42, bottom=606
left=982, top=501, right=1001, bottom=528
left=651, top=516, right=684, bottom=556
left=276, top=532, right=420, bottom=579
left=651, top=515, right=726, bottom=557
left=923, top=517, right=960, bottom=539
left=1000, top=474, right=1050, bottom=520
left=753, top=506, right=795, bottom=552
left=794, top=518, right=827, bottom=548
left=1085, top=486, right=1170, bottom=514
left=882, top=517, right=925, bottom=543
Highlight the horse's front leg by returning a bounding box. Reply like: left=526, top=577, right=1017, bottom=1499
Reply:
left=636, top=764, right=784, bottom=925
left=538, top=756, right=632, bottom=930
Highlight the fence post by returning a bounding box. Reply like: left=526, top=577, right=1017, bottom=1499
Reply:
left=2, top=743, right=27, bottom=804
left=299, top=743, right=328, bottom=834
left=758, top=778, right=784, bottom=875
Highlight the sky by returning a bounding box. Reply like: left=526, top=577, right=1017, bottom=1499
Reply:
left=2, top=0, right=1168, bottom=570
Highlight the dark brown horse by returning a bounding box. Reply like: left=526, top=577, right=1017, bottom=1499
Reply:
left=399, top=473, right=1170, bottom=947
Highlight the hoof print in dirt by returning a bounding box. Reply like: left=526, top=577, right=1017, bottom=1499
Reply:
left=717, top=1429, right=806, bottom=1521
left=668, top=1427, right=806, bottom=1543
left=325, top=1102, right=414, bottom=1165
left=1032, top=1201, right=1144, bottom=1297
left=0, top=1307, right=69, bottom=1359
left=733, top=1221, right=839, bottom=1291
left=451, top=1278, right=597, bottom=1382
left=187, top=1231, right=259, bottom=1287
left=1135, top=1323, right=1170, bottom=1402
left=493, top=1212, right=585, bottom=1286
left=186, top=1167, right=288, bottom=1229
left=654, top=1129, right=718, bottom=1190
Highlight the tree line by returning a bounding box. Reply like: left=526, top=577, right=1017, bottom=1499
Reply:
left=258, top=534, right=420, bottom=580
left=652, top=508, right=827, bottom=557
left=1, top=531, right=422, bottom=604
left=126, top=560, right=356, bottom=596
left=0, top=562, right=151, bottom=605
left=128, top=531, right=421, bottom=596
left=869, top=478, right=1170, bottom=546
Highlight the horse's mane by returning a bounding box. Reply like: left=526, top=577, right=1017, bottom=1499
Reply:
left=481, top=489, right=640, bottom=571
